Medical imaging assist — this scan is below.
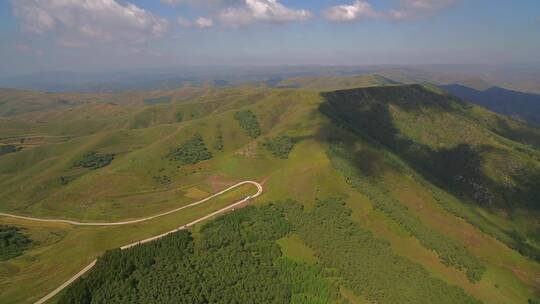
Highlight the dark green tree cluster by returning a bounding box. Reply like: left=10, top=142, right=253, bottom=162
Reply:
left=168, top=134, right=212, bottom=165
left=327, top=143, right=486, bottom=283
left=59, top=175, right=76, bottom=185
left=0, top=145, right=21, bottom=156
left=263, top=136, right=296, bottom=159
left=283, top=198, right=481, bottom=304
left=73, top=151, right=115, bottom=170
left=213, top=125, right=224, bottom=151
left=0, top=225, right=32, bottom=261
left=175, top=112, right=183, bottom=122
left=59, top=205, right=344, bottom=304
left=59, top=198, right=481, bottom=304
left=152, top=175, right=171, bottom=185
left=234, top=110, right=261, bottom=138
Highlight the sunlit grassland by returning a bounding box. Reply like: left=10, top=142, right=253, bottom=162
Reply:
left=0, top=84, right=539, bottom=303
left=0, top=184, right=254, bottom=304
left=277, top=234, right=318, bottom=264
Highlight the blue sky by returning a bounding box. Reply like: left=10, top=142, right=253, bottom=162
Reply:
left=0, top=0, right=539, bottom=76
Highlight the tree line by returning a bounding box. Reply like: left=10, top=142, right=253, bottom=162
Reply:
left=234, top=110, right=261, bottom=138
left=59, top=204, right=345, bottom=304
left=327, top=142, right=486, bottom=282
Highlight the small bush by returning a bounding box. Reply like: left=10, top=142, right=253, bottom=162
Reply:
left=168, top=134, right=212, bottom=165
left=153, top=175, right=171, bottom=185
left=73, top=151, right=115, bottom=170
left=0, top=225, right=32, bottom=261
left=0, top=145, right=20, bottom=156
left=263, top=136, right=295, bottom=159
left=59, top=176, right=76, bottom=185
left=175, top=112, right=183, bottom=122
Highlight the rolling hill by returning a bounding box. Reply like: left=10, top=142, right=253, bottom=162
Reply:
left=442, top=84, right=540, bottom=126
left=0, top=83, right=539, bottom=304
left=272, top=74, right=399, bottom=91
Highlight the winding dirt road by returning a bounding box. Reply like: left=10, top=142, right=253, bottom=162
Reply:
left=0, top=181, right=263, bottom=304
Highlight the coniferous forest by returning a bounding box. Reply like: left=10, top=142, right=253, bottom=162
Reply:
left=60, top=200, right=480, bottom=304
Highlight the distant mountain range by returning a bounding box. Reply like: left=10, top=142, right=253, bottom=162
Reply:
left=442, top=84, right=540, bottom=126
left=2, top=64, right=540, bottom=94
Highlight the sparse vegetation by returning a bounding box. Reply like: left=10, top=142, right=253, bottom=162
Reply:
left=152, top=175, right=171, bottom=185
left=168, top=134, right=212, bottom=165
left=213, top=125, right=224, bottom=151
left=59, top=175, right=76, bottom=185
left=73, top=151, right=115, bottom=170
left=0, top=145, right=20, bottom=156
left=234, top=110, right=261, bottom=138
left=0, top=225, right=32, bottom=261
left=144, top=96, right=171, bottom=105
left=263, top=136, right=296, bottom=159
left=175, top=112, right=183, bottom=122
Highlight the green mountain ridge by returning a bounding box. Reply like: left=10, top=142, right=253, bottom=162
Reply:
left=321, top=84, right=540, bottom=259
left=0, top=83, right=539, bottom=304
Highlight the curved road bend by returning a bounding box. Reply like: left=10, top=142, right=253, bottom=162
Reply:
left=0, top=181, right=263, bottom=304
left=0, top=181, right=262, bottom=226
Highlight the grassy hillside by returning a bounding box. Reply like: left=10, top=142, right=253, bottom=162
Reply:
left=321, top=85, right=540, bottom=259
left=0, top=84, right=539, bottom=304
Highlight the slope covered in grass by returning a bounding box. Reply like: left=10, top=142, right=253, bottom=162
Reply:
left=320, top=84, right=540, bottom=261
left=0, top=83, right=539, bottom=304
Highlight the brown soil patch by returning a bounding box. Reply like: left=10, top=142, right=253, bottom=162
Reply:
left=235, top=142, right=257, bottom=157
left=207, top=174, right=237, bottom=192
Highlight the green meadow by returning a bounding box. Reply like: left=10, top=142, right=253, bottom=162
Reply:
left=0, top=81, right=539, bottom=303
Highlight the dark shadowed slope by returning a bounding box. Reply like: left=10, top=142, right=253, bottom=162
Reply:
left=320, top=84, right=540, bottom=261
left=442, top=84, right=540, bottom=125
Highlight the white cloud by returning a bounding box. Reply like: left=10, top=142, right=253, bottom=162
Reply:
left=163, top=0, right=311, bottom=26
left=57, top=39, right=88, bottom=49
left=161, top=0, right=183, bottom=5
left=161, top=0, right=241, bottom=8
left=15, top=44, right=32, bottom=52
left=324, top=0, right=456, bottom=22
left=389, top=0, right=456, bottom=20
left=323, top=1, right=378, bottom=22
left=161, top=0, right=227, bottom=6
left=12, top=0, right=169, bottom=46
left=177, top=17, right=193, bottom=27
left=219, top=0, right=312, bottom=26
left=195, top=17, right=214, bottom=28
left=14, top=43, right=44, bottom=56
left=400, top=0, right=455, bottom=10
left=177, top=16, right=214, bottom=28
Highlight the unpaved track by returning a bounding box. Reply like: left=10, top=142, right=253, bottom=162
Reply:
left=0, top=181, right=263, bottom=304
left=0, top=181, right=262, bottom=226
